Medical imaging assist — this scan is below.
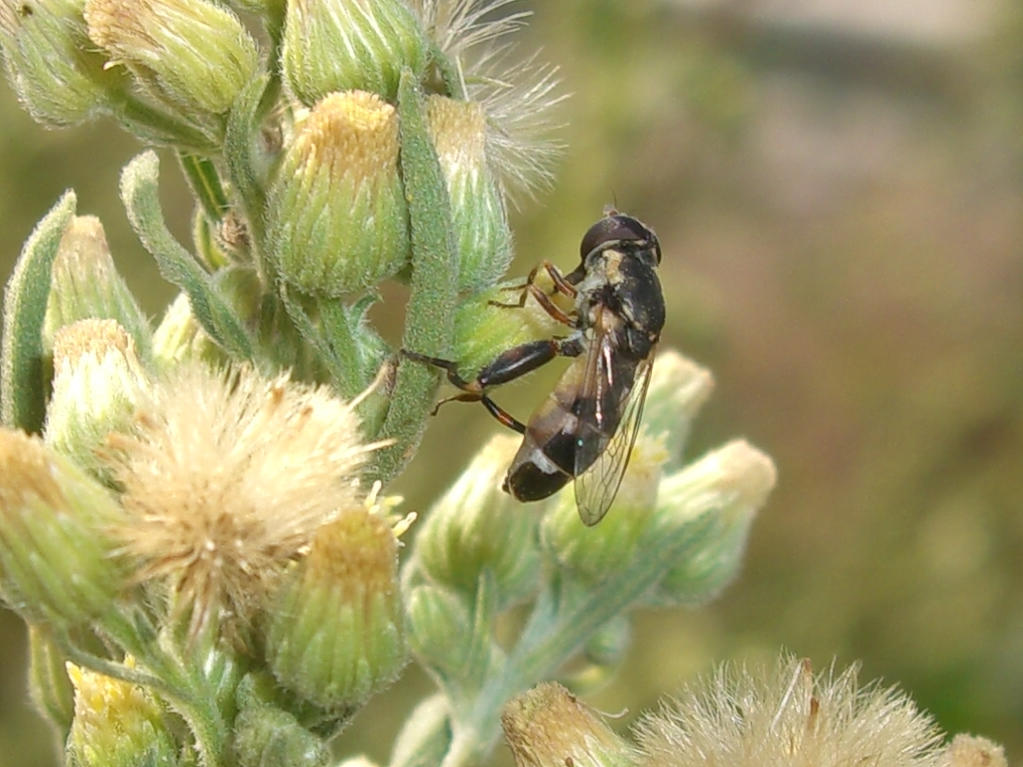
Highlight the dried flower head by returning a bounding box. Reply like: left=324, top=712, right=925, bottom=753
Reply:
left=502, top=681, right=637, bottom=767
left=413, top=0, right=566, bottom=200
left=633, top=654, right=945, bottom=767
left=104, top=363, right=384, bottom=636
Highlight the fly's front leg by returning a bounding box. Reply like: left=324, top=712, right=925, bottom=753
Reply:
left=489, top=261, right=578, bottom=326
left=402, top=337, right=583, bottom=433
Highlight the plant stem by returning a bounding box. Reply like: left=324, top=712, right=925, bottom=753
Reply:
left=437, top=513, right=718, bottom=766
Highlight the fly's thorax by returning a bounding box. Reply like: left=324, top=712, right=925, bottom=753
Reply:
left=613, top=255, right=666, bottom=341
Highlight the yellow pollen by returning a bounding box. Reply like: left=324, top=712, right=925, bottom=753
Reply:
left=294, top=91, right=398, bottom=180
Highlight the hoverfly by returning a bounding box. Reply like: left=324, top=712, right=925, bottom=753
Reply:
left=405, top=208, right=664, bottom=525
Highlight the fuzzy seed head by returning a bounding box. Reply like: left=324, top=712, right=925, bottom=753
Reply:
left=104, top=363, right=380, bottom=635
left=633, top=655, right=946, bottom=767
left=412, top=0, right=565, bottom=201
left=941, top=734, right=1007, bottom=767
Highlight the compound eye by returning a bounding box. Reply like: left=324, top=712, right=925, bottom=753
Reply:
left=579, top=212, right=655, bottom=260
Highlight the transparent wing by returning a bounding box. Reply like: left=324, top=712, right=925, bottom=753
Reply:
left=573, top=331, right=655, bottom=526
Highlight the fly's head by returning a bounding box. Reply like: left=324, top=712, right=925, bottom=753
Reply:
left=578, top=209, right=661, bottom=273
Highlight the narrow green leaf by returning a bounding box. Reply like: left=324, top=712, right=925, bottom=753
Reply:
left=178, top=152, right=229, bottom=226
left=119, top=151, right=255, bottom=361
left=1, top=191, right=76, bottom=431
left=372, top=68, right=460, bottom=482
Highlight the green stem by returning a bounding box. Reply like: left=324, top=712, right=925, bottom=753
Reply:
left=438, top=514, right=718, bottom=767
left=224, top=74, right=274, bottom=278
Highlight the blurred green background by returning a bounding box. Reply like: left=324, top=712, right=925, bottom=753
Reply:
left=2, top=0, right=1022, bottom=764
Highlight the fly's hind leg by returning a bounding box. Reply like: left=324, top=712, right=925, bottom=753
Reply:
left=402, top=336, right=583, bottom=433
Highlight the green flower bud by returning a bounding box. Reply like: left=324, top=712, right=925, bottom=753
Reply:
left=84, top=0, right=258, bottom=116
left=266, top=507, right=406, bottom=713
left=43, top=215, right=152, bottom=361
left=582, top=613, right=630, bottom=670
left=415, top=434, right=540, bottom=606
left=643, top=350, right=714, bottom=463
left=150, top=292, right=224, bottom=369
left=452, top=277, right=567, bottom=380
left=648, top=439, right=775, bottom=607
left=426, top=95, right=512, bottom=294
left=44, top=319, right=147, bottom=480
left=233, top=703, right=329, bottom=767
left=563, top=614, right=632, bottom=691
left=540, top=435, right=667, bottom=580
left=501, top=682, right=638, bottom=767
left=0, top=428, right=128, bottom=627
left=406, top=584, right=471, bottom=677
left=281, top=0, right=428, bottom=104
left=267, top=91, right=409, bottom=296
left=0, top=0, right=113, bottom=127
left=66, top=661, right=177, bottom=767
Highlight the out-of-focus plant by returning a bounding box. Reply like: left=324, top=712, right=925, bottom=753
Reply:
left=0, top=1, right=1003, bottom=765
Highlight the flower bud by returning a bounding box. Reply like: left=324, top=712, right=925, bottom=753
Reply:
left=642, top=351, right=714, bottom=463
left=582, top=613, right=631, bottom=670
left=43, top=216, right=152, bottom=361
left=44, top=319, right=147, bottom=480
left=540, top=435, right=667, bottom=580
left=415, top=434, right=540, bottom=606
left=281, top=0, right=427, bottom=104
left=426, top=95, right=512, bottom=294
left=452, top=276, right=567, bottom=380
left=406, top=584, right=473, bottom=678
left=0, top=428, right=127, bottom=628
left=84, top=0, right=258, bottom=116
left=647, top=440, right=775, bottom=606
left=266, top=507, right=406, bottom=712
left=150, top=292, right=224, bottom=368
left=233, top=703, right=330, bottom=767
left=66, top=661, right=177, bottom=767
left=502, top=682, right=637, bottom=767
left=266, top=91, right=409, bottom=296
left=0, top=0, right=113, bottom=127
